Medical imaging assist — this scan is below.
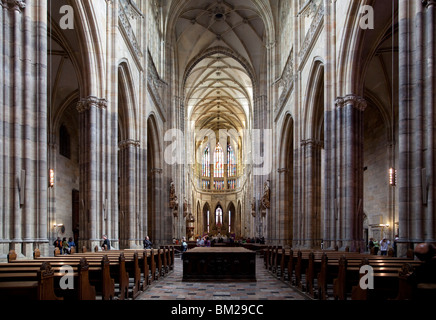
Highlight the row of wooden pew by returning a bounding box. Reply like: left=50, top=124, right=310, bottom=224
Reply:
left=0, top=246, right=176, bottom=300
left=263, top=246, right=425, bottom=300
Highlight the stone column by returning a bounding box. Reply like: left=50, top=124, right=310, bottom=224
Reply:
left=335, top=95, right=367, bottom=251
left=398, top=0, right=413, bottom=255
left=0, top=0, right=49, bottom=257
left=119, top=139, right=140, bottom=248
left=423, top=0, right=436, bottom=242
left=397, top=0, right=436, bottom=256
left=77, top=96, right=108, bottom=250
left=301, top=139, right=323, bottom=248
left=276, top=167, right=291, bottom=246
left=151, top=168, right=163, bottom=245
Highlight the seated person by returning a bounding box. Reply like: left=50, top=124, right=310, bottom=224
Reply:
left=143, top=236, right=152, bottom=249
left=67, top=237, right=76, bottom=254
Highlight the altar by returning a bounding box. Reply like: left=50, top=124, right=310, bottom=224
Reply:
left=182, top=247, right=256, bottom=282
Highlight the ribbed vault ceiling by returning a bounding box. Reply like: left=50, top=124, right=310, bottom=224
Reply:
left=175, top=0, right=267, bottom=134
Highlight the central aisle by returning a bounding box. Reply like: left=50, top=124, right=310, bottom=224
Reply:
left=137, top=255, right=310, bottom=300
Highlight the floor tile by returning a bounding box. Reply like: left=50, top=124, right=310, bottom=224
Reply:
left=136, top=255, right=310, bottom=301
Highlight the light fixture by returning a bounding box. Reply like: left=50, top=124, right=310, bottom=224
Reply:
left=53, top=223, right=65, bottom=234
left=389, top=167, right=397, bottom=186
left=49, top=169, right=55, bottom=188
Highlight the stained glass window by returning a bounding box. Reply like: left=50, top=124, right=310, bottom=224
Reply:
left=229, top=211, right=231, bottom=233
left=202, top=180, right=210, bottom=189
left=227, top=143, right=236, bottom=177
left=202, top=147, right=210, bottom=177
left=216, top=207, right=223, bottom=225
left=214, top=181, right=224, bottom=190
left=228, top=179, right=236, bottom=190
left=214, top=143, right=224, bottom=178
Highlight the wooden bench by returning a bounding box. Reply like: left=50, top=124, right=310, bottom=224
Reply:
left=5, top=246, right=176, bottom=300
left=265, top=248, right=422, bottom=300
left=0, top=261, right=63, bottom=300
left=38, top=249, right=147, bottom=298
left=0, top=257, right=96, bottom=300
left=8, top=253, right=115, bottom=300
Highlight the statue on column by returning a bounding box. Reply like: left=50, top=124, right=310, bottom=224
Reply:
left=261, top=180, right=270, bottom=216
left=169, top=180, right=178, bottom=217
left=251, top=197, right=256, bottom=217
left=183, top=198, right=189, bottom=218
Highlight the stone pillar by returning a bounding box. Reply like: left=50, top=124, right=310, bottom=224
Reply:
left=323, top=104, right=336, bottom=250
left=277, top=167, right=291, bottom=247
left=323, top=0, right=336, bottom=251
left=398, top=0, right=436, bottom=256
left=423, top=0, right=436, bottom=242
left=335, top=95, right=367, bottom=251
left=301, top=139, right=323, bottom=248
left=398, top=0, right=413, bottom=256
left=119, top=139, right=140, bottom=248
left=151, top=168, right=163, bottom=245
left=0, top=0, right=48, bottom=258
left=77, top=96, right=108, bottom=250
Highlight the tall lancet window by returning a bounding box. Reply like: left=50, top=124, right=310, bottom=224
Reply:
left=216, top=207, right=223, bottom=225
left=214, top=143, right=224, bottom=178
left=227, top=143, right=236, bottom=177
left=202, top=146, right=210, bottom=177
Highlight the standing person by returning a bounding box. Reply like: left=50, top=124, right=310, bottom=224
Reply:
left=101, top=235, right=111, bottom=251
left=181, top=237, right=188, bottom=259
left=62, top=237, right=69, bottom=254
left=143, top=236, right=152, bottom=249
left=373, top=239, right=380, bottom=255
left=379, top=238, right=390, bottom=256
left=368, top=238, right=375, bottom=253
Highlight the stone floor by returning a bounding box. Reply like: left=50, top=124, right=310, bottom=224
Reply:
left=136, top=254, right=310, bottom=301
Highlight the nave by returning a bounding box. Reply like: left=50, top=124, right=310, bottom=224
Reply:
left=137, top=255, right=308, bottom=301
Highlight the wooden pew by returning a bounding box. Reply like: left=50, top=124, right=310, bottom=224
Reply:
left=0, top=261, right=63, bottom=300
left=1, top=257, right=96, bottom=300
left=9, top=253, right=115, bottom=300
left=267, top=248, right=421, bottom=300
left=330, top=256, right=422, bottom=300
left=6, top=246, right=175, bottom=300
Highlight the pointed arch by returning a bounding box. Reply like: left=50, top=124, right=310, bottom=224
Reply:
left=277, top=112, right=294, bottom=246
left=303, top=58, right=325, bottom=142
left=147, top=114, right=163, bottom=243
left=227, top=201, right=236, bottom=235
left=118, top=61, right=138, bottom=142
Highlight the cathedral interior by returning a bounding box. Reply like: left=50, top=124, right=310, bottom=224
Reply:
left=0, top=0, right=435, bottom=261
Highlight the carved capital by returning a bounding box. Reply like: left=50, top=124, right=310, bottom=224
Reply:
left=119, top=139, right=140, bottom=149
left=76, top=96, right=108, bottom=113
left=1, top=0, right=26, bottom=11
left=301, top=139, right=324, bottom=148
left=335, top=94, right=367, bottom=111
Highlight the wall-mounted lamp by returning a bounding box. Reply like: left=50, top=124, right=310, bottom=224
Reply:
left=49, top=169, right=55, bottom=188
left=369, top=223, right=390, bottom=228
left=389, top=168, right=397, bottom=186
left=53, top=223, right=65, bottom=233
